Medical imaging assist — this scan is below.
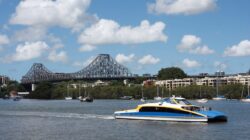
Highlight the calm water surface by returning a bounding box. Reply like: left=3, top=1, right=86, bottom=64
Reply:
left=0, top=99, right=249, bottom=140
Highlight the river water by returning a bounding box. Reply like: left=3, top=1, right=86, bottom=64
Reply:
left=0, top=99, right=249, bottom=140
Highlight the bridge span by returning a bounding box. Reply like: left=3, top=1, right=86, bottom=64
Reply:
left=21, top=54, right=135, bottom=84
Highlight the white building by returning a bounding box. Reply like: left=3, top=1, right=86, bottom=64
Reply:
left=154, top=74, right=250, bottom=90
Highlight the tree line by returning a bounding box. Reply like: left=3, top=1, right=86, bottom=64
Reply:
left=25, top=81, right=246, bottom=99
left=0, top=67, right=248, bottom=99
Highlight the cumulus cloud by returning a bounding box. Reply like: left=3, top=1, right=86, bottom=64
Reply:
left=10, top=0, right=93, bottom=31
left=138, top=55, right=160, bottom=65
left=0, top=34, right=10, bottom=51
left=13, top=26, right=47, bottom=42
left=115, top=54, right=135, bottom=64
left=78, top=19, right=167, bottom=48
left=224, top=40, right=250, bottom=56
left=182, top=58, right=201, bottom=68
left=6, top=41, right=49, bottom=62
left=79, top=45, right=96, bottom=52
left=177, top=35, right=214, bottom=55
left=48, top=51, right=68, bottom=63
left=148, top=0, right=217, bottom=15
left=190, top=45, right=214, bottom=54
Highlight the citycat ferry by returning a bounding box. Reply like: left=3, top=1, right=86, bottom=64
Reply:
left=114, top=96, right=227, bottom=122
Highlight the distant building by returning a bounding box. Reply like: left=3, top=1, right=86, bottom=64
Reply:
left=215, top=71, right=225, bottom=77
left=0, top=75, right=10, bottom=85
left=153, top=73, right=250, bottom=90
left=142, top=73, right=151, bottom=77
left=199, top=73, right=209, bottom=76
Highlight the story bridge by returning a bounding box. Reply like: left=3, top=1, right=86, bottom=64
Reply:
left=21, top=54, right=134, bottom=84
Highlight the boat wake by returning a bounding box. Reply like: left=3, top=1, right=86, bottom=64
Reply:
left=0, top=111, right=115, bottom=120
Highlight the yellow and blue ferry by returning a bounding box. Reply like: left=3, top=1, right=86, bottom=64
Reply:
left=114, top=96, right=227, bottom=122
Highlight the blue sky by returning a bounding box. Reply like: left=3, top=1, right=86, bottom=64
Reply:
left=0, top=0, right=249, bottom=81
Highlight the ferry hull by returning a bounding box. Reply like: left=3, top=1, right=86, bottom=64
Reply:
left=114, top=110, right=227, bottom=122
left=115, top=115, right=207, bottom=122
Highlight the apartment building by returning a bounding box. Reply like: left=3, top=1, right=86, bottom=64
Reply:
left=154, top=74, right=250, bottom=90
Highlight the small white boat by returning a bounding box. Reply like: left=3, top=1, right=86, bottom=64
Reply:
left=120, top=96, right=133, bottom=100
left=78, top=96, right=82, bottom=100
left=241, top=96, right=250, bottom=102
left=154, top=96, right=162, bottom=100
left=140, top=85, right=146, bottom=102
left=114, top=96, right=227, bottom=122
left=196, top=98, right=208, bottom=103
left=65, top=83, right=72, bottom=100
left=154, top=86, right=162, bottom=100
left=140, top=98, right=145, bottom=102
left=213, top=96, right=226, bottom=100
left=65, top=97, right=72, bottom=100
left=241, top=85, right=250, bottom=102
left=140, top=97, right=147, bottom=102
left=80, top=96, right=93, bottom=102
left=241, top=98, right=250, bottom=102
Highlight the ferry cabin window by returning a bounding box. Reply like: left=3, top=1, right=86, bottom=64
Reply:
left=163, top=98, right=176, bottom=104
left=175, top=99, right=192, bottom=105
left=139, top=107, right=190, bottom=114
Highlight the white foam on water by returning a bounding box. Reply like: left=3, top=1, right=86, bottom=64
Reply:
left=0, top=111, right=115, bottom=120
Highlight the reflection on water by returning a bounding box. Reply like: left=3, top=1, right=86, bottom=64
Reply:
left=0, top=99, right=250, bottom=140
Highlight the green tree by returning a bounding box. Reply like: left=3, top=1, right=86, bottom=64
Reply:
left=28, top=82, right=53, bottom=99
left=158, top=67, right=187, bottom=80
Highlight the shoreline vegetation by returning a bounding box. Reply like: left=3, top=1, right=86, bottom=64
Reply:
left=0, top=80, right=246, bottom=100
left=0, top=67, right=249, bottom=100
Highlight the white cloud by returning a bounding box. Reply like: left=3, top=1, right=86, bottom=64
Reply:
left=13, top=26, right=47, bottom=42
left=79, top=44, right=96, bottom=52
left=148, top=0, right=217, bottom=15
left=224, top=40, right=250, bottom=56
left=0, top=34, right=10, bottom=51
left=138, top=55, right=160, bottom=65
left=178, top=35, right=201, bottom=51
left=0, top=34, right=10, bottom=45
left=10, top=0, right=93, bottom=31
left=182, top=58, right=201, bottom=68
left=6, top=41, right=49, bottom=62
left=214, top=61, right=227, bottom=70
left=190, top=45, right=214, bottom=54
left=177, top=35, right=214, bottom=55
left=78, top=19, right=167, bottom=46
left=115, top=54, right=135, bottom=64
left=48, top=51, right=68, bottom=63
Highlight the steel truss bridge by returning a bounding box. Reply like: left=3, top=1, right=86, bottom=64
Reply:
left=21, top=54, right=134, bottom=84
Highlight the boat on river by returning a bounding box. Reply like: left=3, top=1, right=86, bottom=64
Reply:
left=196, top=86, right=208, bottom=103
left=196, top=98, right=208, bottom=103
left=114, top=96, right=227, bottom=122
left=80, top=96, right=93, bottom=102
left=213, top=95, right=226, bottom=100
left=120, top=96, right=133, bottom=100
left=241, top=96, right=250, bottom=102
left=154, top=86, right=162, bottom=101
left=65, top=83, right=72, bottom=100
left=241, top=84, right=250, bottom=102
